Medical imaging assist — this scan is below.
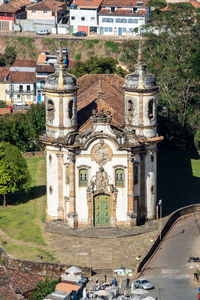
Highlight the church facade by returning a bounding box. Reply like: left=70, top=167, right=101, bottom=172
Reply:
left=41, top=49, right=162, bottom=228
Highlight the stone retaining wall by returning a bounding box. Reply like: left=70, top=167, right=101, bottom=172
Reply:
left=137, top=204, right=200, bottom=273
left=23, top=151, right=45, bottom=158
left=0, top=246, right=91, bottom=277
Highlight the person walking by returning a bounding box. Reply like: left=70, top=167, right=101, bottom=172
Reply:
left=126, top=275, right=130, bottom=288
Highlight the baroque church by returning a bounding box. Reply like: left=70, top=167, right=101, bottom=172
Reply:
left=41, top=47, right=162, bottom=228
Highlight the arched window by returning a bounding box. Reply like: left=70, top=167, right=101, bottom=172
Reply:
left=148, top=99, right=154, bottom=120
left=79, top=168, right=88, bottom=186
left=47, top=99, right=54, bottom=121
left=115, top=168, right=124, bottom=187
left=68, top=100, right=73, bottom=119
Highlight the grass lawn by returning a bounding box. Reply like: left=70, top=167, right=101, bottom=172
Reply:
left=0, top=155, right=55, bottom=261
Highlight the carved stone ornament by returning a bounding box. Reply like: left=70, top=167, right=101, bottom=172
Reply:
left=91, top=140, right=112, bottom=166
left=87, top=167, right=118, bottom=201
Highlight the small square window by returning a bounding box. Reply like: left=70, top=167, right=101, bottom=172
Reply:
left=81, top=17, right=85, bottom=21
left=71, top=16, right=75, bottom=20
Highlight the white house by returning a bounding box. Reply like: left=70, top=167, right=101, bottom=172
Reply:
left=98, top=0, right=150, bottom=36
left=41, top=47, right=163, bottom=228
left=70, top=0, right=102, bottom=34
left=6, top=59, right=36, bottom=105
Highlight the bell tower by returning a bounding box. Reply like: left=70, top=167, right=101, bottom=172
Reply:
left=123, top=44, right=159, bottom=139
left=44, top=45, right=78, bottom=139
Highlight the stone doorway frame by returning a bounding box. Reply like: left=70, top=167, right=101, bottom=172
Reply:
left=87, top=191, right=117, bottom=227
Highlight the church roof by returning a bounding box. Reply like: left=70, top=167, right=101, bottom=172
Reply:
left=77, top=74, right=125, bottom=132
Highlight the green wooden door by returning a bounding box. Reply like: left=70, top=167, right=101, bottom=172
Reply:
left=94, top=194, right=110, bottom=226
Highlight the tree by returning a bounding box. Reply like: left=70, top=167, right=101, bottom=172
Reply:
left=26, top=103, right=46, bottom=150
left=69, top=56, right=128, bottom=78
left=29, top=278, right=59, bottom=300
left=140, top=3, right=200, bottom=148
left=0, top=142, right=30, bottom=206
left=4, top=46, right=16, bottom=66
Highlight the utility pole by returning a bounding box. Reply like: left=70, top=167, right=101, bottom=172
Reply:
left=158, top=199, right=162, bottom=240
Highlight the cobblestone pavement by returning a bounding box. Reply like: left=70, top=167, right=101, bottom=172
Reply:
left=44, top=222, right=161, bottom=271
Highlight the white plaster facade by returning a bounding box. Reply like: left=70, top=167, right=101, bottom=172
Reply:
left=98, top=15, right=146, bottom=36
left=70, top=8, right=98, bottom=34
left=42, top=52, right=162, bottom=228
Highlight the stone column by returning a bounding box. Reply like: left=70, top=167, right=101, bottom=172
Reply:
left=127, top=153, right=136, bottom=226
left=57, top=153, right=64, bottom=219
left=68, top=151, right=78, bottom=228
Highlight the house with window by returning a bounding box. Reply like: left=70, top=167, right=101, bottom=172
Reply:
left=70, top=0, right=102, bottom=34
left=26, top=0, right=66, bottom=33
left=0, top=67, right=9, bottom=102
left=6, top=59, right=36, bottom=105
left=0, top=0, right=30, bottom=31
left=41, top=49, right=163, bottom=228
left=98, top=0, right=150, bottom=36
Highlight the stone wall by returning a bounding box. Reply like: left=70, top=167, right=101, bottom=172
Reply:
left=23, top=151, right=45, bottom=158
left=0, top=246, right=91, bottom=277
left=137, top=204, right=200, bottom=273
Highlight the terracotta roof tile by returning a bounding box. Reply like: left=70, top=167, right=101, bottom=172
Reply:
left=71, top=0, right=102, bottom=8
left=8, top=71, right=36, bottom=83
left=0, top=108, right=12, bottom=115
left=37, top=53, right=47, bottom=64
left=99, top=7, right=146, bottom=15
left=27, top=0, right=66, bottom=11
left=56, top=282, right=81, bottom=293
left=12, top=59, right=37, bottom=68
left=36, top=64, right=55, bottom=73
left=0, top=67, right=9, bottom=82
left=0, top=0, right=31, bottom=13
left=0, top=266, right=46, bottom=300
left=102, top=0, right=149, bottom=7
left=77, top=74, right=125, bottom=131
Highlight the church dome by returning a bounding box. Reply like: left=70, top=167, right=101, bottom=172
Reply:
left=124, top=64, right=158, bottom=91
left=44, top=48, right=78, bottom=92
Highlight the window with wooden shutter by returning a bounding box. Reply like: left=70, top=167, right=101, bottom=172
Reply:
left=115, top=168, right=124, bottom=187
left=79, top=168, right=88, bottom=186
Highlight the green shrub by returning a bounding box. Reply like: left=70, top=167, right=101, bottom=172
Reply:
left=83, top=39, right=99, bottom=49
left=104, top=41, right=119, bottom=54
left=75, top=52, right=81, bottom=60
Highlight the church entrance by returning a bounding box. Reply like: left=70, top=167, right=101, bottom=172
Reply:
left=94, top=194, right=110, bottom=226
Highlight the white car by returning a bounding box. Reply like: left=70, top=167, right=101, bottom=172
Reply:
left=13, top=101, right=27, bottom=106
left=36, top=29, right=50, bottom=35
left=134, top=278, right=154, bottom=290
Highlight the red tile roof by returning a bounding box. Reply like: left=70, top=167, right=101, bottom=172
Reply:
left=36, top=64, right=55, bottom=73
left=0, top=266, right=46, bottom=300
left=102, top=0, right=149, bottom=7
left=56, top=282, right=81, bottom=293
left=0, top=67, right=9, bottom=82
left=77, top=74, right=125, bottom=131
left=71, top=0, right=102, bottom=8
left=8, top=71, right=36, bottom=83
left=0, top=0, right=31, bottom=13
left=99, top=7, right=146, bottom=15
left=12, top=59, right=37, bottom=68
left=27, top=0, right=66, bottom=11
left=0, top=108, right=12, bottom=115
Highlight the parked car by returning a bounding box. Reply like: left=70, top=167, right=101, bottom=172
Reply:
left=72, top=31, right=87, bottom=37
left=134, top=278, right=154, bottom=290
left=13, top=101, right=27, bottom=106
left=36, top=29, right=50, bottom=35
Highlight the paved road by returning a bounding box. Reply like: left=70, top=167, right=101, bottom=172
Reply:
left=141, top=213, right=200, bottom=300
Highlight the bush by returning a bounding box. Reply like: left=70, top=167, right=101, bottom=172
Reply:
left=75, top=52, right=81, bottom=61
left=104, top=41, right=119, bottom=54
left=29, top=278, right=59, bottom=300
left=83, top=39, right=99, bottom=49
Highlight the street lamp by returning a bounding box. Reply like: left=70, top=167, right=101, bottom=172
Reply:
left=158, top=199, right=162, bottom=240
